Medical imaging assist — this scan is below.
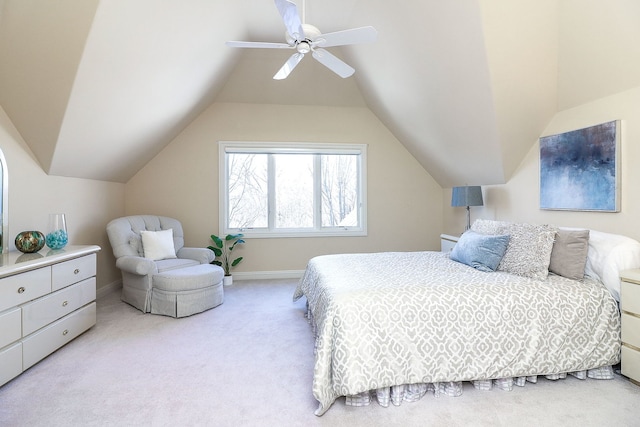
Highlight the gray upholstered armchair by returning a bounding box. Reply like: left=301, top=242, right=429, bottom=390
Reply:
left=106, top=215, right=224, bottom=317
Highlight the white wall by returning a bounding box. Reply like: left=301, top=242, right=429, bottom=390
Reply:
left=0, top=106, right=124, bottom=292
left=479, top=0, right=558, bottom=183
left=444, top=0, right=640, bottom=239
left=558, top=0, right=640, bottom=110
left=443, top=86, right=640, bottom=241
left=126, top=102, right=442, bottom=275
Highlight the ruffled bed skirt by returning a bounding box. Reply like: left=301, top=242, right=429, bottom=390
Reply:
left=343, top=366, right=615, bottom=408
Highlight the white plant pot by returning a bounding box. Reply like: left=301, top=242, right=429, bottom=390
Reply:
left=223, top=275, right=233, bottom=286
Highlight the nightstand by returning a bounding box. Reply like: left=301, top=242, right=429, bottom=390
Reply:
left=620, top=269, right=640, bottom=385
left=440, top=234, right=459, bottom=252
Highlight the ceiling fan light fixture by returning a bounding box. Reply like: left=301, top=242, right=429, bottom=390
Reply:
left=297, top=41, right=311, bottom=54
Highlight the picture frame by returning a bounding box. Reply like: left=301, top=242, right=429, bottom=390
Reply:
left=539, top=120, right=620, bottom=212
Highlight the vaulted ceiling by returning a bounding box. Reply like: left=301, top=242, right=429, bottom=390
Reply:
left=1, top=0, right=639, bottom=186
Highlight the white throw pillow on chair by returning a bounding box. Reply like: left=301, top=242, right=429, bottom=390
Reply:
left=140, top=229, right=177, bottom=260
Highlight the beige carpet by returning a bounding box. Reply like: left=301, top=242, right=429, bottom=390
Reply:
left=1, top=279, right=639, bottom=427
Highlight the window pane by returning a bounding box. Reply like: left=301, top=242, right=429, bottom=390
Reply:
left=275, top=154, right=313, bottom=228
left=227, top=153, right=268, bottom=228
left=321, top=154, right=359, bottom=227
left=221, top=142, right=366, bottom=237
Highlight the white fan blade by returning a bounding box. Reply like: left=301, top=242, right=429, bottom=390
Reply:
left=311, top=49, right=355, bottom=78
left=274, top=0, right=304, bottom=42
left=313, top=26, right=378, bottom=48
left=274, top=52, right=305, bottom=80
left=226, top=41, right=293, bottom=49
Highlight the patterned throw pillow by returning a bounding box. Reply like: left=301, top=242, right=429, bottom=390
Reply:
left=471, top=219, right=558, bottom=280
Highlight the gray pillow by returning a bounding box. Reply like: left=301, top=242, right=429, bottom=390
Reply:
left=549, top=229, right=590, bottom=280
left=450, top=230, right=510, bottom=272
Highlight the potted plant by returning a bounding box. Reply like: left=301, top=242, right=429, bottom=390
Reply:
left=208, top=233, right=245, bottom=286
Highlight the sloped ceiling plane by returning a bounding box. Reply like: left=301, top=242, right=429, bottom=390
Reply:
left=0, top=0, right=639, bottom=187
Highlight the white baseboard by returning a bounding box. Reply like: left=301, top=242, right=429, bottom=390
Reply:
left=97, top=279, right=122, bottom=299
left=232, top=270, right=305, bottom=281
left=95, top=271, right=301, bottom=299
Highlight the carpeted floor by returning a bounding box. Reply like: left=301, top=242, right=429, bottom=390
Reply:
left=1, top=279, right=639, bottom=427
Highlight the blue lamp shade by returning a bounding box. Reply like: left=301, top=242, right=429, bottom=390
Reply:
left=451, top=186, right=484, bottom=231
left=451, top=186, right=484, bottom=207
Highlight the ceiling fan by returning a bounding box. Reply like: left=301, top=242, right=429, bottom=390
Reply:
left=226, top=0, right=377, bottom=80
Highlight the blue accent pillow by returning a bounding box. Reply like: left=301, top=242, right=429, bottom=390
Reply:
left=450, top=230, right=510, bottom=272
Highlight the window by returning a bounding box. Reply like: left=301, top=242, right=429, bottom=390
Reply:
left=220, top=142, right=367, bottom=238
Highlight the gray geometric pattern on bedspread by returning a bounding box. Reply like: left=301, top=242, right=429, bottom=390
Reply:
left=293, top=251, right=621, bottom=416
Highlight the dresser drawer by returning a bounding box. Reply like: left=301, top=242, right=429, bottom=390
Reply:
left=52, top=254, right=97, bottom=292
left=0, top=307, right=21, bottom=349
left=622, top=345, right=640, bottom=383
left=621, top=279, right=640, bottom=315
left=0, top=268, right=51, bottom=312
left=22, top=278, right=96, bottom=336
left=0, top=342, right=22, bottom=386
left=22, top=302, right=96, bottom=370
left=622, top=313, right=640, bottom=349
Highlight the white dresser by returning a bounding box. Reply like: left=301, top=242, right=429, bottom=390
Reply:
left=0, top=245, right=100, bottom=386
left=620, top=269, right=640, bottom=385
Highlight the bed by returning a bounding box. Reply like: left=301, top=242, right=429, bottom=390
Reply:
left=293, top=220, right=640, bottom=416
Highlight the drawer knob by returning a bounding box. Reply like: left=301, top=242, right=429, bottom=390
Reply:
left=17, top=286, right=25, bottom=294
left=74, top=269, right=80, bottom=274
left=62, top=300, right=68, bottom=307
left=62, top=329, right=69, bottom=336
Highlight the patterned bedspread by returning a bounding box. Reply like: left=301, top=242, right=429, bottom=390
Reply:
left=293, top=251, right=621, bottom=415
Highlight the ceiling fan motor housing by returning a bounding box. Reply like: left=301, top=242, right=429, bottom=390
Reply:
left=286, top=23, right=321, bottom=46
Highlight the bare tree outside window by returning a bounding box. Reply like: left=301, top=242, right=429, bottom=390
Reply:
left=321, top=154, right=358, bottom=227
left=228, top=153, right=267, bottom=229
left=221, top=143, right=366, bottom=237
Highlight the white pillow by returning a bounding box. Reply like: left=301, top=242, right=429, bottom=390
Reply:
left=140, top=229, right=177, bottom=261
left=582, top=229, right=640, bottom=301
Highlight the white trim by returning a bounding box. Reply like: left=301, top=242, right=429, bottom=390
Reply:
left=97, top=279, right=122, bottom=299
left=231, top=270, right=305, bottom=281
left=221, top=141, right=364, bottom=155
left=230, top=229, right=367, bottom=239
left=219, top=141, right=367, bottom=238
left=0, top=147, right=8, bottom=254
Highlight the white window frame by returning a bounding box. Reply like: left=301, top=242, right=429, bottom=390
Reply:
left=219, top=141, right=368, bottom=238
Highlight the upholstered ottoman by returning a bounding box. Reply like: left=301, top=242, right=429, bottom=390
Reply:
left=150, top=264, right=225, bottom=318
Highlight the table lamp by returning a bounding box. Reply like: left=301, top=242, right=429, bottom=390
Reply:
left=451, top=185, right=484, bottom=231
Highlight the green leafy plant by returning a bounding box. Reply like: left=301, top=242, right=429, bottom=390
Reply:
left=208, top=233, right=245, bottom=276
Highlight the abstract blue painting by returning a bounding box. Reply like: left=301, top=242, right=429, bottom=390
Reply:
left=540, top=120, right=620, bottom=211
